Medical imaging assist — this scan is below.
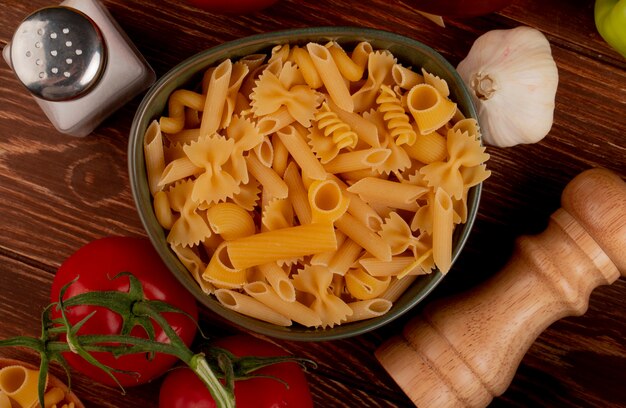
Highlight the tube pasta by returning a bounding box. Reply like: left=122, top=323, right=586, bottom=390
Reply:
left=403, top=130, right=447, bottom=164
left=215, top=289, right=292, bottom=326
left=200, top=59, right=232, bottom=137
left=345, top=267, right=391, bottom=299
left=381, top=275, right=418, bottom=302
left=359, top=256, right=431, bottom=277
left=227, top=222, right=337, bottom=269
left=323, top=148, right=391, bottom=174
left=392, top=64, right=424, bottom=90
left=335, top=213, right=391, bottom=262
left=307, top=42, right=354, bottom=112
left=407, top=83, right=456, bottom=135
left=308, top=179, right=350, bottom=223
left=257, top=106, right=296, bottom=135
left=158, top=157, right=203, bottom=187
left=276, top=125, right=327, bottom=180
left=347, top=177, right=428, bottom=211
left=327, top=237, right=363, bottom=276
left=245, top=153, right=289, bottom=199
left=0, top=365, right=42, bottom=408
left=244, top=281, right=322, bottom=327
left=291, top=46, right=323, bottom=89
left=0, top=363, right=80, bottom=408
left=203, top=242, right=247, bottom=288
left=344, top=298, right=393, bottom=322
left=153, top=190, right=176, bottom=230
left=432, top=188, right=454, bottom=274
left=143, top=120, right=166, bottom=194
left=327, top=42, right=364, bottom=82
left=257, top=262, right=296, bottom=302
left=143, top=41, right=490, bottom=330
left=271, top=134, right=289, bottom=177
left=350, top=41, right=373, bottom=72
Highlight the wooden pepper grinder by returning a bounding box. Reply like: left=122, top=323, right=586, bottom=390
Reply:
left=375, top=168, right=626, bottom=407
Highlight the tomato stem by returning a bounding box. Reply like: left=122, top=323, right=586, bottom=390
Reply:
left=192, top=354, right=236, bottom=408
left=0, top=274, right=236, bottom=408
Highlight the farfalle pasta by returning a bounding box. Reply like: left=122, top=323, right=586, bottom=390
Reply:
left=143, top=40, right=490, bottom=329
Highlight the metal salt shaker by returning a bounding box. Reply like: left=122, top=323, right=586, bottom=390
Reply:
left=2, top=0, right=155, bottom=136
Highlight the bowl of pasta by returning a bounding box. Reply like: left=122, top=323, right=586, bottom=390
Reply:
left=128, top=27, right=489, bottom=341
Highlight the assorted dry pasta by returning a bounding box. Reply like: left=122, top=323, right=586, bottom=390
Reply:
left=0, top=364, right=77, bottom=408
left=143, top=40, right=490, bottom=329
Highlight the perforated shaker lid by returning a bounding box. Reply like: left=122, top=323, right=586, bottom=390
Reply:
left=10, top=6, right=107, bottom=101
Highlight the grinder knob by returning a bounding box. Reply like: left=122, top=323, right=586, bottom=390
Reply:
left=375, top=168, right=626, bottom=407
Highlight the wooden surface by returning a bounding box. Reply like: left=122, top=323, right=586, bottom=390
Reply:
left=1, top=0, right=624, bottom=407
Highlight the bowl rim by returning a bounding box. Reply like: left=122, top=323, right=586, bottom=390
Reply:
left=128, top=26, right=482, bottom=341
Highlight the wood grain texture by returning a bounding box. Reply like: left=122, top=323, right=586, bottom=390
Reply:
left=376, top=169, right=626, bottom=408
left=1, top=0, right=625, bottom=407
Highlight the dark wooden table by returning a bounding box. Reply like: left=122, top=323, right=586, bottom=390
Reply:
left=1, top=0, right=625, bottom=407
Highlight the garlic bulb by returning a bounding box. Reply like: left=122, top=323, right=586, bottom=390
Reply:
left=457, top=26, right=559, bottom=147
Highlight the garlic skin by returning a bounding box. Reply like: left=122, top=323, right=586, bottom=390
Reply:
left=457, top=26, right=559, bottom=147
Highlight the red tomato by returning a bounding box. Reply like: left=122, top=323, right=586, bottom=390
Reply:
left=159, top=335, right=314, bottom=408
left=50, top=237, right=198, bottom=387
left=185, top=0, right=279, bottom=14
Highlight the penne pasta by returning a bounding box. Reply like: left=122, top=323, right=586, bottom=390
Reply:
left=323, top=148, right=391, bottom=174
left=215, top=289, right=292, bottom=326
left=143, top=120, right=166, bottom=195
left=307, top=42, right=354, bottom=112
left=344, top=298, right=392, bottom=322
left=392, top=64, right=424, bottom=90
left=327, top=42, right=364, bottom=82
left=245, top=153, right=289, bottom=199
left=158, top=157, right=203, bottom=187
left=244, top=281, right=322, bottom=327
left=200, top=59, right=232, bottom=137
left=257, top=106, right=296, bottom=135
left=345, top=267, right=391, bottom=300
left=227, top=222, right=337, bottom=269
left=327, top=237, right=363, bottom=276
left=335, top=212, right=391, bottom=262
left=432, top=188, right=454, bottom=274
left=276, top=125, right=327, bottom=180
left=381, top=275, right=418, bottom=302
left=257, top=262, right=296, bottom=302
left=283, top=162, right=313, bottom=225
left=271, top=133, right=290, bottom=178
left=291, top=46, right=323, bottom=89
left=347, top=177, right=428, bottom=211
left=153, top=190, right=176, bottom=230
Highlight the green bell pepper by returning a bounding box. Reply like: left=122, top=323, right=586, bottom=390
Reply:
left=595, top=0, right=626, bottom=58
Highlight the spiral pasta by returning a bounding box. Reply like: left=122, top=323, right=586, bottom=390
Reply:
left=376, top=84, right=417, bottom=146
